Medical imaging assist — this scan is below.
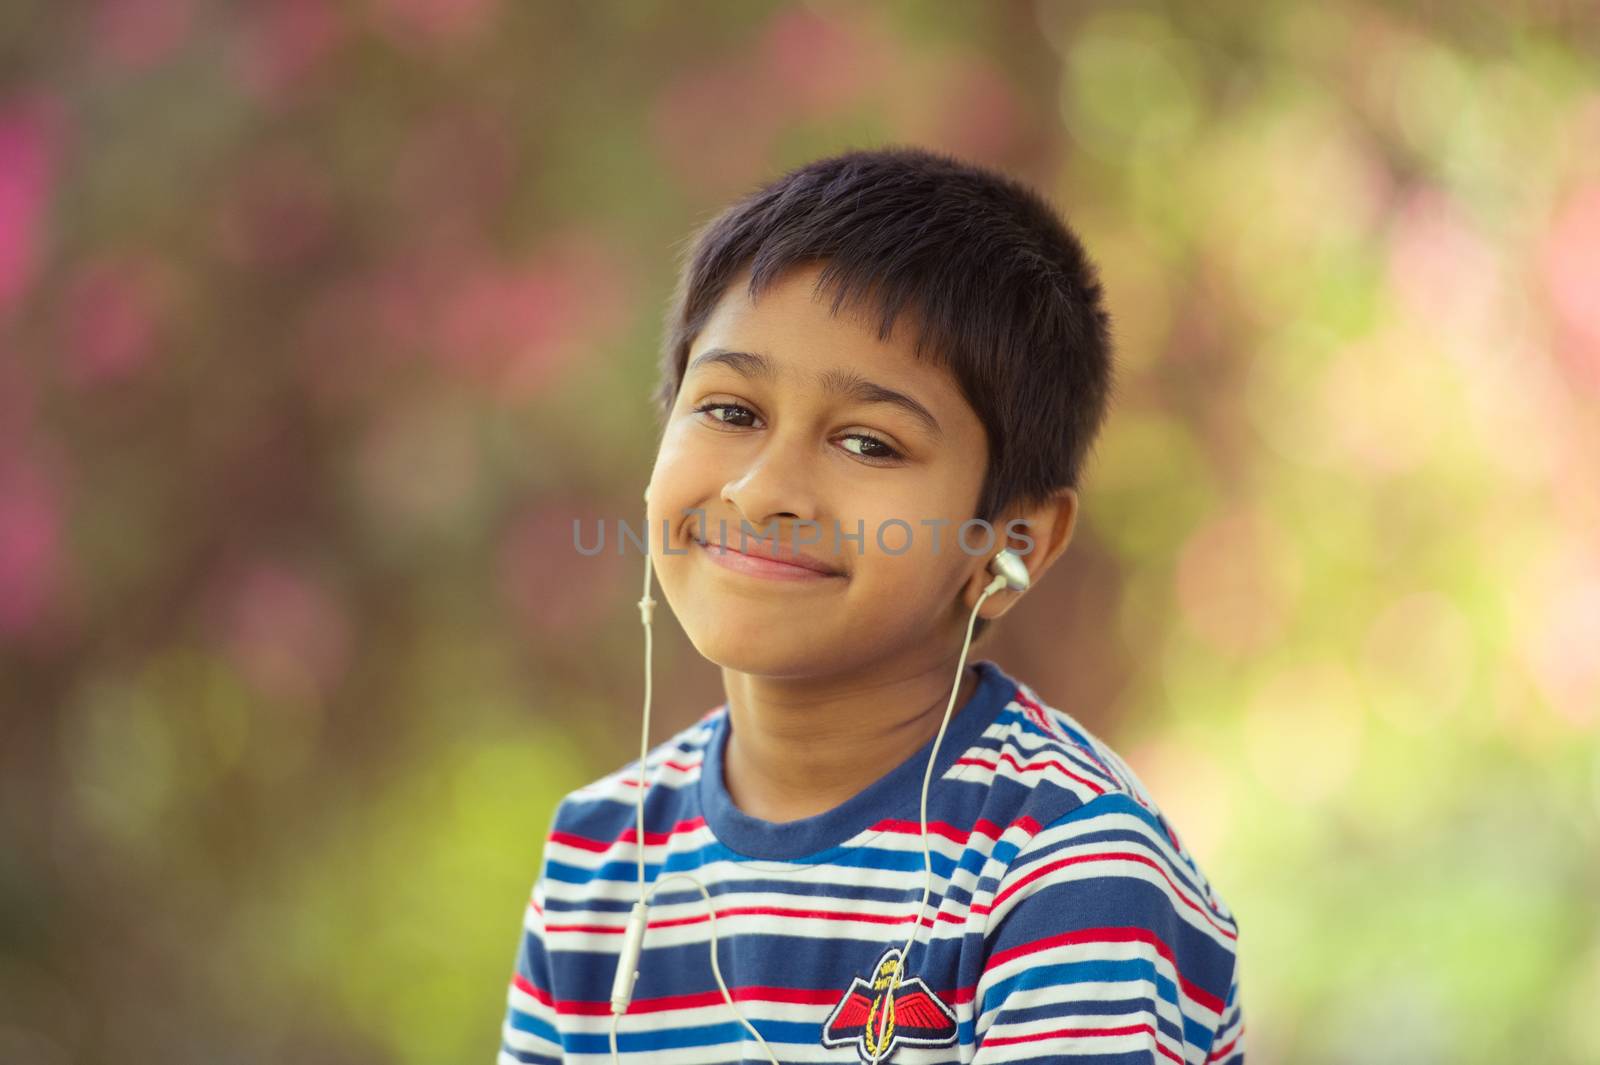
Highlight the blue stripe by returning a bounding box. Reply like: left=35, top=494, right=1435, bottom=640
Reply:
left=562, top=1018, right=817, bottom=1055
left=1009, top=792, right=1217, bottom=914
left=989, top=708, right=1123, bottom=790
left=505, top=1005, right=560, bottom=1045
left=547, top=829, right=1013, bottom=887
left=543, top=867, right=1005, bottom=914
left=979, top=958, right=1218, bottom=1052
left=980, top=957, right=1184, bottom=1036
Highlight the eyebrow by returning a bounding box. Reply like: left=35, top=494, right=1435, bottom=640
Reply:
left=685, top=347, right=944, bottom=440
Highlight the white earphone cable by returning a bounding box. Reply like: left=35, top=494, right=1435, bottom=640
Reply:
left=867, top=569, right=1007, bottom=1064
left=610, top=506, right=1021, bottom=1065
left=612, top=548, right=784, bottom=1065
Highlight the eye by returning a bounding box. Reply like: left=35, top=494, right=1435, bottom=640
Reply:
left=839, top=433, right=904, bottom=463
left=691, top=401, right=759, bottom=428
left=690, top=402, right=905, bottom=465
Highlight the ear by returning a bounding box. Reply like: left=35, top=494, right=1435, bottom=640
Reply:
left=963, top=488, right=1079, bottom=619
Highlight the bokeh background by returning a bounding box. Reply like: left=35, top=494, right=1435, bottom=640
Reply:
left=3, top=0, right=1599, bottom=1062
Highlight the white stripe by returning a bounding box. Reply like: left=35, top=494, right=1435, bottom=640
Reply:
left=977, top=1006, right=1189, bottom=1064
left=944, top=749, right=1108, bottom=805
left=998, top=809, right=1237, bottom=939
left=500, top=1019, right=560, bottom=1054
left=974, top=931, right=1230, bottom=1061
left=980, top=704, right=1121, bottom=769
left=985, top=846, right=1236, bottom=952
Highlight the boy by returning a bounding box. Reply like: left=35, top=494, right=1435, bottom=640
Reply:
left=497, top=146, right=1244, bottom=1064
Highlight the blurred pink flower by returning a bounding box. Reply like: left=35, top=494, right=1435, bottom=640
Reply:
left=650, top=59, right=784, bottom=195
left=212, top=150, right=334, bottom=268
left=0, top=95, right=65, bottom=319
left=0, top=349, right=34, bottom=452
left=57, top=255, right=173, bottom=387
left=92, top=0, right=195, bottom=71
left=367, top=256, right=442, bottom=355
left=1539, top=182, right=1600, bottom=397
left=0, top=456, right=65, bottom=640
left=755, top=7, right=881, bottom=119
left=928, top=56, right=1025, bottom=160
left=1175, top=503, right=1298, bottom=657
left=1515, top=544, right=1600, bottom=731
left=297, top=231, right=631, bottom=406
left=1387, top=186, right=1500, bottom=346
left=209, top=560, right=351, bottom=707
left=230, top=0, right=347, bottom=105
left=430, top=231, right=633, bottom=400
left=389, top=108, right=514, bottom=244
left=372, top=0, right=498, bottom=50
left=294, top=266, right=428, bottom=410
left=1531, top=575, right=1600, bottom=730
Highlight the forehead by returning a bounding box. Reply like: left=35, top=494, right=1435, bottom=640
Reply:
left=689, top=264, right=976, bottom=434
left=697, top=263, right=915, bottom=366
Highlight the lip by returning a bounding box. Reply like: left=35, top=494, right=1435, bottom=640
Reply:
left=694, top=538, right=846, bottom=581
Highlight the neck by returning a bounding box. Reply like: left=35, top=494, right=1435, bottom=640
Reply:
left=718, top=655, right=983, bottom=824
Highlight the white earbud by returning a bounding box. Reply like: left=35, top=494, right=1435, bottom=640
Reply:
left=987, top=547, right=1030, bottom=593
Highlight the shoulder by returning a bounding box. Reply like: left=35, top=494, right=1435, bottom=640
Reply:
left=563, top=703, right=721, bottom=807
left=963, top=675, right=1242, bottom=1047
left=965, top=674, right=1237, bottom=930
left=538, top=704, right=723, bottom=872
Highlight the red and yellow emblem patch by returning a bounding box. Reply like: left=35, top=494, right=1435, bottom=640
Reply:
left=821, top=946, right=958, bottom=1062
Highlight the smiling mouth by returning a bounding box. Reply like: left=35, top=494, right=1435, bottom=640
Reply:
left=693, top=538, right=846, bottom=580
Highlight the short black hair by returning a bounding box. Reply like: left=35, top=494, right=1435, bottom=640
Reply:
left=654, top=145, right=1116, bottom=641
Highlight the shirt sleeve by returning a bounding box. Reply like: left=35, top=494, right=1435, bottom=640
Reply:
left=1203, top=964, right=1245, bottom=1064
left=971, top=793, right=1243, bottom=1063
left=497, top=814, right=565, bottom=1064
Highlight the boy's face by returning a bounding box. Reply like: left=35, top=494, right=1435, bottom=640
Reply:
left=647, top=262, right=997, bottom=680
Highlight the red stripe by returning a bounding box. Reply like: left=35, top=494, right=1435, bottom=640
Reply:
left=512, top=974, right=970, bottom=1015
left=1013, top=690, right=1062, bottom=740
left=545, top=851, right=1230, bottom=944
left=511, top=973, right=553, bottom=1006
left=1207, top=1025, right=1243, bottom=1062
left=548, top=830, right=611, bottom=853
left=568, top=984, right=838, bottom=1016
left=987, top=925, right=1226, bottom=1015
left=516, top=972, right=1200, bottom=1049
left=548, top=814, right=1040, bottom=856
left=955, top=751, right=1109, bottom=795
left=609, top=760, right=702, bottom=788
left=980, top=1020, right=1185, bottom=1063
left=1013, top=689, right=1118, bottom=781
left=865, top=813, right=1042, bottom=846
left=546, top=903, right=932, bottom=936
left=986, top=848, right=1238, bottom=942
left=548, top=816, right=709, bottom=853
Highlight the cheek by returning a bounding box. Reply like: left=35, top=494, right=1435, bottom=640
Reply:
left=822, top=550, right=966, bottom=648
left=840, top=484, right=974, bottom=563
left=650, top=431, right=694, bottom=492
left=645, top=497, right=697, bottom=565
left=842, top=522, right=971, bottom=604
left=648, top=436, right=712, bottom=525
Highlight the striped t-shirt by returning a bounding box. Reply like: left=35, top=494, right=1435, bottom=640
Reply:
left=498, top=658, right=1245, bottom=1064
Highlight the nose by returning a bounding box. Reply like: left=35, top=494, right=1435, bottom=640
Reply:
left=720, top=435, right=820, bottom=538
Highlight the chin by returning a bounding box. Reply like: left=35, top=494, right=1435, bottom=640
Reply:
left=685, top=624, right=827, bottom=679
